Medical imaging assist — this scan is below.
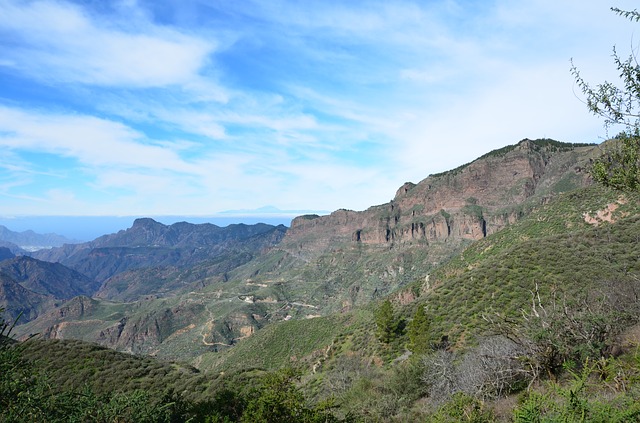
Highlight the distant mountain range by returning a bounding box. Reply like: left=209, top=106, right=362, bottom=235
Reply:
left=0, top=225, right=79, bottom=252
left=1, top=220, right=286, bottom=328
left=0, top=215, right=295, bottom=242
left=30, top=219, right=287, bottom=286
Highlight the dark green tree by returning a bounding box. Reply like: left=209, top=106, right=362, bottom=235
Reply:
left=375, top=299, right=398, bottom=343
left=241, top=369, right=339, bottom=423
left=590, top=131, right=640, bottom=191
left=572, top=8, right=640, bottom=191
left=407, top=305, right=431, bottom=354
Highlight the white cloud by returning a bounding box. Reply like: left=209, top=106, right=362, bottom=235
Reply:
left=0, top=0, right=217, bottom=88
left=388, top=62, right=608, bottom=183
left=0, top=106, right=198, bottom=172
left=45, top=188, right=77, bottom=203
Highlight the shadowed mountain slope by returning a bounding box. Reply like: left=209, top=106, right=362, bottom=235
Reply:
left=0, top=256, right=99, bottom=299
left=30, top=220, right=287, bottom=301
left=0, top=256, right=99, bottom=323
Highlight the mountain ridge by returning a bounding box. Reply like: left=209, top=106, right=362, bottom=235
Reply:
left=30, top=219, right=287, bottom=285
left=286, top=139, right=595, bottom=251
left=0, top=254, right=99, bottom=323
left=0, top=224, right=80, bottom=250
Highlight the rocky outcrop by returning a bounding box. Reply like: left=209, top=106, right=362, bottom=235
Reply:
left=285, top=139, right=595, bottom=255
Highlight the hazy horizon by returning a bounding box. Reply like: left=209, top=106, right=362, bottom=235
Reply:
left=0, top=214, right=305, bottom=242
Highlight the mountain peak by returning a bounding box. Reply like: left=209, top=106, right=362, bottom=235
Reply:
left=131, top=218, right=164, bottom=229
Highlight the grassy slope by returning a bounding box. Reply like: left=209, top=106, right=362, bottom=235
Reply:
left=18, top=338, right=216, bottom=403
left=417, top=185, right=640, bottom=346
left=196, top=313, right=352, bottom=372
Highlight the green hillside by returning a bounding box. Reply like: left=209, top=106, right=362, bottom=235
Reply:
left=6, top=150, right=640, bottom=421
left=414, top=185, right=640, bottom=347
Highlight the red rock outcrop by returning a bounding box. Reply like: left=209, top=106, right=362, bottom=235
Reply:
left=284, top=139, right=595, bottom=256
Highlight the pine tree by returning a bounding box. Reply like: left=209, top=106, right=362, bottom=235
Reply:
left=375, top=300, right=397, bottom=343
left=407, top=305, right=431, bottom=354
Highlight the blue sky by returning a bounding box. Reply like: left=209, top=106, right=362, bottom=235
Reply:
left=0, top=0, right=638, bottom=219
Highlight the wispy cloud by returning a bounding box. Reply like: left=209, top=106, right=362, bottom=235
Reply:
left=0, top=0, right=217, bottom=88
left=0, top=106, right=197, bottom=171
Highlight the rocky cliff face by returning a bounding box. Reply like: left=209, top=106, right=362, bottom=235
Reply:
left=286, top=140, right=595, bottom=254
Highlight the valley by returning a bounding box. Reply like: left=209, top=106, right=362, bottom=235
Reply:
left=3, top=138, right=640, bottom=421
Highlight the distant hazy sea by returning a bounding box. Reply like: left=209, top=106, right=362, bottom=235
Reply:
left=0, top=215, right=295, bottom=242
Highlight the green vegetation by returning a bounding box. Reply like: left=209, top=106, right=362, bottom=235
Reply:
left=6, top=10, right=640, bottom=417
left=412, top=186, right=640, bottom=347
left=512, top=357, right=640, bottom=422
left=375, top=299, right=399, bottom=343
left=1, top=312, right=346, bottom=422
left=407, top=305, right=431, bottom=354
left=572, top=8, right=640, bottom=193
left=591, top=132, right=640, bottom=192
left=199, top=314, right=347, bottom=372
left=5, top=182, right=640, bottom=421
left=429, top=138, right=593, bottom=178
left=19, top=339, right=213, bottom=402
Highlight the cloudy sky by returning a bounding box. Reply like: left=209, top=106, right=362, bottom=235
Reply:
left=0, top=0, right=637, bottom=219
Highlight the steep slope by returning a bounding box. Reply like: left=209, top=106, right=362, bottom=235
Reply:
left=219, top=139, right=599, bottom=314
left=0, top=274, right=54, bottom=323
left=0, top=247, right=14, bottom=261
left=0, top=256, right=100, bottom=299
left=0, top=256, right=100, bottom=323
left=285, top=139, right=595, bottom=250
